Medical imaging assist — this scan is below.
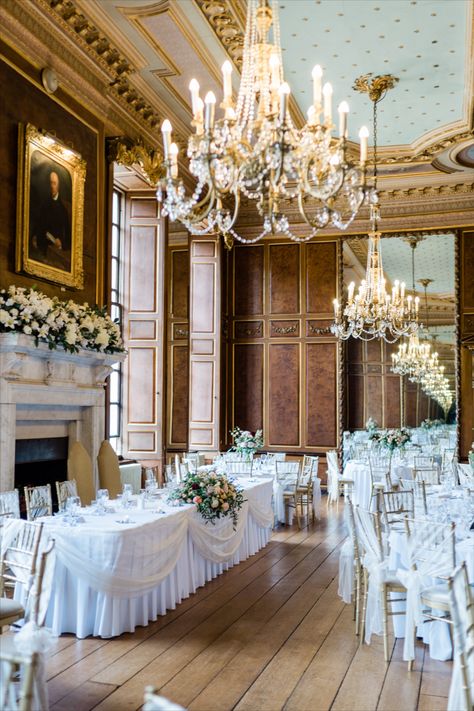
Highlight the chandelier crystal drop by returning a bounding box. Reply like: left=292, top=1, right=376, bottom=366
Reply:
left=156, top=0, right=370, bottom=246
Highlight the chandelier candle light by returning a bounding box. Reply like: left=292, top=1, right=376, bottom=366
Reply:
left=331, top=73, right=420, bottom=343
left=157, top=0, right=371, bottom=247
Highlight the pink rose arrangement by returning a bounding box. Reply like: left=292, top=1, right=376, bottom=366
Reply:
left=169, top=469, right=244, bottom=528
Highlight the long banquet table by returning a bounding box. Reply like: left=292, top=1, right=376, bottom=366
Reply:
left=5, top=478, right=274, bottom=639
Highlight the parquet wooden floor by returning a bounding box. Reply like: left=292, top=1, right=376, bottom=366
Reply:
left=28, top=505, right=456, bottom=709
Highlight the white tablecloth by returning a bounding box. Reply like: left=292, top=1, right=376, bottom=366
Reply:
left=4, top=479, right=273, bottom=639
left=342, top=461, right=375, bottom=510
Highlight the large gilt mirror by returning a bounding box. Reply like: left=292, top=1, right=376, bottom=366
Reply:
left=344, top=231, right=457, bottom=441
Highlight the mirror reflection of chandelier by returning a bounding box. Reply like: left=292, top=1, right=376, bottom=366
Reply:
left=331, top=75, right=420, bottom=343
left=391, top=274, right=454, bottom=416
left=157, top=0, right=371, bottom=246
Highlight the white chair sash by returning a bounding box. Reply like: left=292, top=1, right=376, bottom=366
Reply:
left=338, top=538, right=354, bottom=604
left=397, top=523, right=455, bottom=662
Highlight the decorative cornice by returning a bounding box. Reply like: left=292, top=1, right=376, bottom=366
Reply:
left=46, top=0, right=160, bottom=129
left=379, top=130, right=474, bottom=165
left=194, top=0, right=245, bottom=69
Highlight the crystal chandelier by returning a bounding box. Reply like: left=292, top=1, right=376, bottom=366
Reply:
left=331, top=74, right=420, bottom=343
left=391, top=238, right=430, bottom=375
left=156, top=0, right=371, bottom=247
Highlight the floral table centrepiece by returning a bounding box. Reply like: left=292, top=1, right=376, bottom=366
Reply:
left=168, top=469, right=244, bottom=528
left=421, top=418, right=444, bottom=430
left=369, top=427, right=412, bottom=468
left=229, top=427, right=264, bottom=460
left=365, top=417, right=378, bottom=433
left=0, top=286, right=123, bottom=353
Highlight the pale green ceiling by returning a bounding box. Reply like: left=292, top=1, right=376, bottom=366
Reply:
left=277, top=0, right=470, bottom=145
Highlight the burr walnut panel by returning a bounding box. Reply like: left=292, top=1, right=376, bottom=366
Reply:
left=234, top=344, right=264, bottom=434
left=171, top=249, right=189, bottom=319
left=306, top=343, right=337, bottom=447
left=384, top=375, right=401, bottom=429
left=227, top=239, right=339, bottom=453
left=166, top=245, right=189, bottom=452
left=462, top=231, right=474, bottom=312
left=269, top=244, right=300, bottom=315
left=170, top=345, right=189, bottom=447
left=306, top=242, right=338, bottom=314
left=268, top=344, right=300, bottom=446
left=234, top=246, right=264, bottom=316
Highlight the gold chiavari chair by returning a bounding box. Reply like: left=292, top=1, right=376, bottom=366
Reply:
left=0, top=521, right=44, bottom=631
left=0, top=539, right=56, bottom=711
left=355, top=506, right=407, bottom=661
left=347, top=497, right=363, bottom=635
left=0, top=489, right=21, bottom=519
left=381, top=490, right=414, bottom=529
left=97, top=440, right=122, bottom=498
left=55, top=479, right=78, bottom=511
left=448, top=562, right=474, bottom=711
left=414, top=467, right=441, bottom=486
left=276, top=460, right=302, bottom=527
left=403, top=517, right=456, bottom=670
left=24, top=485, right=52, bottom=521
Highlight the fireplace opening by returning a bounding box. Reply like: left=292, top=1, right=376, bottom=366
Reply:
left=15, top=437, right=69, bottom=516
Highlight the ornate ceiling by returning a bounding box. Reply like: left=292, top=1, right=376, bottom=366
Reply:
left=1, top=0, right=473, bottom=195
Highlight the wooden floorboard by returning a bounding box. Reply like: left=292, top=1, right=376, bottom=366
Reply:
left=30, top=504, right=452, bottom=710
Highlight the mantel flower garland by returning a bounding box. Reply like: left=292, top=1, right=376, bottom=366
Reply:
left=169, top=469, right=244, bottom=528
left=0, top=286, right=123, bottom=354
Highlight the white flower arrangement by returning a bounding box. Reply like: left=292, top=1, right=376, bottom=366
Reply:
left=365, top=417, right=378, bottom=432
left=0, top=286, right=123, bottom=354
left=229, top=427, right=264, bottom=458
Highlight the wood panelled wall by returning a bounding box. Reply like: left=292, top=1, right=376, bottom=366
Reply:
left=0, top=45, right=105, bottom=305
left=225, top=240, right=340, bottom=454
left=166, top=242, right=189, bottom=451
left=346, top=338, right=441, bottom=430
left=122, top=195, right=164, bottom=464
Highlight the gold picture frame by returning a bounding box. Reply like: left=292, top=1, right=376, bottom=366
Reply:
left=16, top=123, right=86, bottom=289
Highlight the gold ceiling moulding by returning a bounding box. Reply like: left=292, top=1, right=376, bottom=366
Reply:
left=107, top=137, right=164, bottom=188
left=47, top=0, right=160, bottom=130
left=353, top=73, right=399, bottom=103
left=194, top=0, right=245, bottom=69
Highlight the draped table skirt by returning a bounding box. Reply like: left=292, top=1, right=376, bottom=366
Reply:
left=4, top=479, right=274, bottom=639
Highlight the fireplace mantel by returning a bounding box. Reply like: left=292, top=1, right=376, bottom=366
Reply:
left=0, top=333, right=126, bottom=491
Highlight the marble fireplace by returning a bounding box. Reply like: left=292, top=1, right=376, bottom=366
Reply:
left=0, top=333, right=125, bottom=492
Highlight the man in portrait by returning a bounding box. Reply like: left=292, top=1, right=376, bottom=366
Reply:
left=30, top=169, right=72, bottom=271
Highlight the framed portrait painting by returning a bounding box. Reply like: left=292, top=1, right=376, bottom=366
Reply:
left=16, top=123, right=86, bottom=289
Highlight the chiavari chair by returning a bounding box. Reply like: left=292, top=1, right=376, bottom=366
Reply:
left=24, top=485, right=52, bottom=522
left=401, top=517, right=456, bottom=670
left=55, top=479, right=78, bottom=512
left=0, top=539, right=56, bottom=711
left=0, top=521, right=44, bottom=631
left=414, top=467, right=441, bottom=486
left=354, top=506, right=407, bottom=661
left=448, top=562, right=474, bottom=711
left=0, top=489, right=21, bottom=519
left=381, top=490, right=414, bottom=530
left=275, top=460, right=302, bottom=527
left=414, top=455, right=436, bottom=469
